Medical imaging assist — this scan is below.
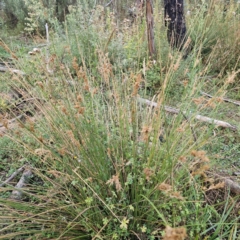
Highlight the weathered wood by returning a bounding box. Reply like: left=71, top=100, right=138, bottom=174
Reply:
left=11, top=169, right=33, bottom=200
left=0, top=165, right=25, bottom=187
left=200, top=91, right=240, bottom=106
left=146, top=0, right=156, bottom=57
left=225, top=178, right=240, bottom=195
left=164, top=0, right=187, bottom=49
left=0, top=66, right=25, bottom=75
left=137, top=97, right=237, bottom=130
left=208, top=172, right=240, bottom=195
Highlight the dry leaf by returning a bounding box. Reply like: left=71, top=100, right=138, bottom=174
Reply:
left=143, top=168, right=154, bottom=181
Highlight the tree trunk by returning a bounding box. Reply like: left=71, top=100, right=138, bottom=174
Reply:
left=146, top=0, right=155, bottom=57
left=55, top=0, right=70, bottom=22
left=164, top=0, right=187, bottom=49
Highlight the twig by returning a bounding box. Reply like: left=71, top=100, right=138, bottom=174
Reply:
left=15, top=97, right=45, bottom=107
left=0, top=165, right=26, bottom=187
left=45, top=23, right=53, bottom=74
left=104, top=0, right=114, bottom=7
left=200, top=91, right=240, bottom=106
left=137, top=97, right=237, bottom=131
left=10, top=169, right=33, bottom=200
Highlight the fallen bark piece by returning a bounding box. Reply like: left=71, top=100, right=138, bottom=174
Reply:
left=200, top=91, right=240, bottom=106
left=0, top=165, right=25, bottom=187
left=137, top=97, right=237, bottom=131
left=10, top=169, right=33, bottom=200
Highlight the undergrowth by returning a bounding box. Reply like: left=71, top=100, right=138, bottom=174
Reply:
left=0, top=0, right=239, bottom=239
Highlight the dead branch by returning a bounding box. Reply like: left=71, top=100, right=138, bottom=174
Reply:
left=10, top=169, right=33, bottom=200
left=137, top=97, right=237, bottom=130
left=146, top=0, right=156, bottom=57
left=207, top=172, right=240, bottom=195
left=104, top=0, right=113, bottom=7
left=200, top=91, right=240, bottom=106
left=45, top=23, right=53, bottom=74
left=0, top=165, right=26, bottom=187
left=225, top=178, right=240, bottom=194
left=0, top=66, right=25, bottom=75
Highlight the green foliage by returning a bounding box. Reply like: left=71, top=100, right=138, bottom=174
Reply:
left=187, top=1, right=240, bottom=74
left=2, top=0, right=27, bottom=27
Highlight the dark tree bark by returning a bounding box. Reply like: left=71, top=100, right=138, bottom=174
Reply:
left=164, top=0, right=187, bottom=49
left=146, top=0, right=156, bottom=57
left=55, top=0, right=70, bottom=22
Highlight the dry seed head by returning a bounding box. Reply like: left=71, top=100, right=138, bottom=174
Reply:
left=66, top=130, right=80, bottom=147
left=191, top=164, right=210, bottom=177
left=78, top=107, right=85, bottom=114
left=91, top=88, right=98, bottom=95
left=107, top=148, right=111, bottom=156
left=143, top=168, right=154, bottom=182
left=184, top=68, right=189, bottom=76
left=47, top=170, right=62, bottom=178
left=182, top=37, right=191, bottom=50
left=36, top=81, right=44, bottom=89
left=106, top=174, right=122, bottom=192
left=35, top=148, right=52, bottom=162
left=192, top=96, right=206, bottom=106
left=58, top=148, right=66, bottom=156
left=206, top=98, right=216, bottom=109
left=72, top=56, right=79, bottom=72
left=173, top=56, right=182, bottom=71
left=178, top=156, right=187, bottom=162
left=207, top=182, right=225, bottom=191
left=191, top=150, right=209, bottom=162
left=141, top=125, right=152, bottom=141
left=158, top=183, right=172, bottom=192
left=170, top=191, right=184, bottom=200
left=97, top=51, right=113, bottom=84
left=61, top=106, right=68, bottom=115
left=226, top=70, right=239, bottom=84
left=176, top=121, right=187, bottom=132
left=132, top=73, right=142, bottom=96
left=77, top=94, right=83, bottom=102
left=2, top=119, right=8, bottom=129
left=182, top=79, right=188, bottom=87
left=163, top=226, right=187, bottom=240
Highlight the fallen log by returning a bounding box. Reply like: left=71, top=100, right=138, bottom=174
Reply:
left=137, top=97, right=237, bottom=131
left=200, top=91, right=240, bottom=107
